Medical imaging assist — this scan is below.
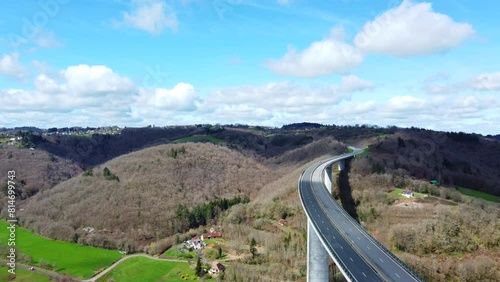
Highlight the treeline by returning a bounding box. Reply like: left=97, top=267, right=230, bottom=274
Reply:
left=175, top=196, right=250, bottom=231
left=446, top=131, right=480, bottom=144
left=17, top=130, right=45, bottom=148
left=281, top=122, right=323, bottom=130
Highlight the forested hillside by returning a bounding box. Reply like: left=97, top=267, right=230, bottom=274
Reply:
left=16, top=143, right=278, bottom=251
left=0, top=147, right=82, bottom=200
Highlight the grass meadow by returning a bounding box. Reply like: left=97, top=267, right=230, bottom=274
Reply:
left=96, top=256, right=197, bottom=282
left=456, top=186, right=500, bottom=203
left=0, top=221, right=123, bottom=279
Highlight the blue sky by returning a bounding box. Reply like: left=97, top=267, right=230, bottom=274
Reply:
left=0, top=0, right=499, bottom=134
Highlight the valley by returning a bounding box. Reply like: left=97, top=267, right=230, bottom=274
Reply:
left=1, top=124, right=499, bottom=281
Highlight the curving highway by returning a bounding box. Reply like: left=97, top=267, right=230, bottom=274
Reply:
left=299, top=149, right=425, bottom=282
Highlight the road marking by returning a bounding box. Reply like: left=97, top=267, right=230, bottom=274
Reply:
left=357, top=237, right=361, bottom=240
left=326, top=227, right=330, bottom=231
left=340, top=245, right=343, bottom=249
left=322, top=220, right=325, bottom=224
left=362, top=272, right=367, bottom=277
left=395, top=273, right=400, bottom=278
left=379, top=258, right=384, bottom=263
left=350, top=257, right=353, bottom=262
left=332, top=235, right=335, bottom=239
left=367, top=246, right=371, bottom=250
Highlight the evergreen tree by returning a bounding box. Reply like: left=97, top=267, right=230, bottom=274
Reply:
left=250, top=237, right=257, bottom=258
left=195, top=256, right=203, bottom=277
left=217, top=246, right=222, bottom=259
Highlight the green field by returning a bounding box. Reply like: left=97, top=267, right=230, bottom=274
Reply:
left=456, top=187, right=500, bottom=203
left=174, top=135, right=223, bottom=144
left=0, top=265, right=52, bottom=282
left=388, top=188, right=428, bottom=200
left=97, top=257, right=197, bottom=282
left=0, top=221, right=123, bottom=279
left=163, top=245, right=197, bottom=260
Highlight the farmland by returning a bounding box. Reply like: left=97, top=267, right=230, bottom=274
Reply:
left=0, top=221, right=123, bottom=279
left=96, top=256, right=197, bottom=282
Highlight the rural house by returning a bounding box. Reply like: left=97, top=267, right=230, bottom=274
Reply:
left=402, top=190, right=414, bottom=198
left=209, top=261, right=225, bottom=276
left=201, top=232, right=222, bottom=240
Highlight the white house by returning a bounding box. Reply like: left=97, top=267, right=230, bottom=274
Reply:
left=209, top=261, right=225, bottom=276
left=402, top=190, right=414, bottom=198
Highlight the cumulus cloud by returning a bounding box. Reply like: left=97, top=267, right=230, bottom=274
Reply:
left=354, top=0, right=475, bottom=57
left=204, top=76, right=372, bottom=110
left=0, top=64, right=135, bottom=113
left=60, top=65, right=135, bottom=95
left=196, top=75, right=375, bottom=126
left=0, top=53, right=29, bottom=80
left=266, top=1, right=474, bottom=78
left=265, top=27, right=364, bottom=77
left=385, top=95, right=427, bottom=113
left=135, top=83, right=198, bottom=111
left=114, top=0, right=178, bottom=34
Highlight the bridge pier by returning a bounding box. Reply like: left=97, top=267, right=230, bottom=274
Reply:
left=307, top=221, right=329, bottom=282
left=323, top=165, right=333, bottom=193
left=337, top=159, right=345, bottom=171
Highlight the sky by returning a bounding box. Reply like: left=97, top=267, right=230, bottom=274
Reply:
left=0, top=0, right=499, bottom=134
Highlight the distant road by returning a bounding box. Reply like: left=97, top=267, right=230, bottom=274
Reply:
left=299, top=148, right=425, bottom=281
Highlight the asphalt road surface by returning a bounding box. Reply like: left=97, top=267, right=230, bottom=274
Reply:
left=299, top=150, right=424, bottom=282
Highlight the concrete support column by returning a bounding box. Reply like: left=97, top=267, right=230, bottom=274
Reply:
left=308, top=220, right=329, bottom=282
left=323, top=165, right=333, bottom=193
left=337, top=159, right=345, bottom=171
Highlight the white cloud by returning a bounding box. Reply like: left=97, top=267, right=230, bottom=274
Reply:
left=424, top=72, right=500, bottom=94
left=354, top=0, right=475, bottom=57
left=114, top=0, right=178, bottom=34
left=60, top=65, right=135, bottom=95
left=471, top=72, right=500, bottom=91
left=265, top=27, right=364, bottom=77
left=337, top=101, right=377, bottom=115
left=0, top=53, right=29, bottom=80
left=196, top=76, right=375, bottom=125
left=339, top=75, right=375, bottom=92
left=378, top=94, right=499, bottom=123
left=135, top=83, right=198, bottom=111
left=1, top=65, right=135, bottom=113
left=385, top=95, right=427, bottom=112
